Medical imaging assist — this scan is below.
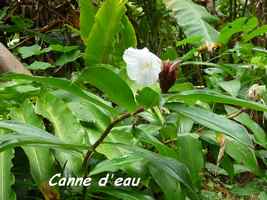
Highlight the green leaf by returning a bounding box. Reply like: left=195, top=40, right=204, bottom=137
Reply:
left=218, top=17, right=258, bottom=45
left=36, top=91, right=86, bottom=175
left=201, top=131, right=260, bottom=176
left=225, top=140, right=262, bottom=176
left=136, top=87, right=160, bottom=108
left=225, top=106, right=267, bottom=148
left=27, top=61, right=53, bottom=70
left=149, top=164, right=185, bottom=200
left=257, top=150, right=267, bottom=166
left=120, top=15, right=137, bottom=49
left=10, top=100, right=54, bottom=185
left=92, top=187, right=154, bottom=200
left=90, top=154, right=142, bottom=176
left=84, top=0, right=126, bottom=64
left=3, top=16, right=33, bottom=32
left=169, top=82, right=194, bottom=93
left=180, top=61, right=236, bottom=75
left=18, top=44, right=43, bottom=59
left=114, top=144, right=199, bottom=200
left=55, top=50, right=81, bottom=66
left=161, top=47, right=178, bottom=60
left=168, top=104, right=252, bottom=146
left=0, top=73, right=114, bottom=113
left=0, top=130, right=16, bottom=200
left=47, top=44, right=79, bottom=53
left=53, top=90, right=111, bottom=129
left=79, top=66, right=137, bottom=111
left=163, top=0, right=218, bottom=43
left=177, top=115, right=194, bottom=133
left=89, top=126, right=135, bottom=159
left=176, top=36, right=203, bottom=47
left=218, top=79, right=241, bottom=97
left=243, top=25, right=267, bottom=42
left=53, top=89, right=112, bottom=132
left=80, top=0, right=95, bottom=42
left=0, top=151, right=16, bottom=200
left=0, top=7, right=8, bottom=22
left=168, top=89, right=267, bottom=112
left=259, top=192, right=267, bottom=200
left=176, top=134, right=204, bottom=187
left=133, top=127, right=177, bottom=158
left=66, top=98, right=111, bottom=131
left=0, top=121, right=88, bottom=152
left=231, top=179, right=263, bottom=196
left=0, top=133, right=88, bottom=152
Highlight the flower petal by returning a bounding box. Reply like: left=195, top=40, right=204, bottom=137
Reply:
left=123, top=47, right=162, bottom=86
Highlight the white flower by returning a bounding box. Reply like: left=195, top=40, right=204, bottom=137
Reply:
left=123, top=47, right=162, bottom=86
left=247, top=84, right=266, bottom=101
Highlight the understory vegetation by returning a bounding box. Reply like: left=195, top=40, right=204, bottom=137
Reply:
left=0, top=0, right=267, bottom=199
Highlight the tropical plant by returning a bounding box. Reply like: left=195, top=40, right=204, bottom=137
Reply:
left=0, top=0, right=267, bottom=199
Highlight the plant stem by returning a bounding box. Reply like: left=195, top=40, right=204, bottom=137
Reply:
left=229, top=0, right=233, bottom=20
left=242, top=0, right=248, bottom=16
left=81, top=107, right=144, bottom=198
left=82, top=107, right=145, bottom=172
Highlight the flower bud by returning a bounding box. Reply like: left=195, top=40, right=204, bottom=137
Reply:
left=247, top=84, right=266, bottom=101
left=159, top=60, right=179, bottom=93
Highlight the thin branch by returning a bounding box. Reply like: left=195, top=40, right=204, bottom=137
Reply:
left=226, top=108, right=245, bottom=119
left=82, top=107, right=145, bottom=171
left=233, top=0, right=237, bottom=19
left=242, top=0, right=249, bottom=16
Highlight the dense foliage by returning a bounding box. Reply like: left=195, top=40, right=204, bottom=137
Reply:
left=0, top=0, right=267, bottom=199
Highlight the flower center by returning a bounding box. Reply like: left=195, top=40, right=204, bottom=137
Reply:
left=143, top=61, right=151, bottom=69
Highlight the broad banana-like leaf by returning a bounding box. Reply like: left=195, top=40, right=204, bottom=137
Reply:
left=163, top=0, right=218, bottom=44
left=84, top=0, right=127, bottom=64
left=36, top=91, right=86, bottom=176
left=0, top=130, right=16, bottom=200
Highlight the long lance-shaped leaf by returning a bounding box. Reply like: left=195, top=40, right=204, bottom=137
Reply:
left=0, top=134, right=88, bottom=153
left=0, top=130, right=16, bottom=200
left=79, top=65, right=137, bottom=112
left=90, top=154, right=143, bottom=176
left=92, top=187, right=155, bottom=200
left=112, top=143, right=199, bottom=200
left=167, top=90, right=267, bottom=112
left=10, top=100, right=55, bottom=192
left=163, top=0, right=218, bottom=44
left=0, top=121, right=89, bottom=152
left=119, top=15, right=137, bottom=52
left=0, top=73, right=114, bottom=114
left=80, top=0, right=96, bottom=43
left=225, top=106, right=267, bottom=148
left=176, top=134, right=204, bottom=187
left=36, top=91, right=86, bottom=176
left=84, top=0, right=126, bottom=64
left=167, top=104, right=252, bottom=146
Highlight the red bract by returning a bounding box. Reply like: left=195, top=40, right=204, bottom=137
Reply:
left=159, top=60, right=179, bottom=93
